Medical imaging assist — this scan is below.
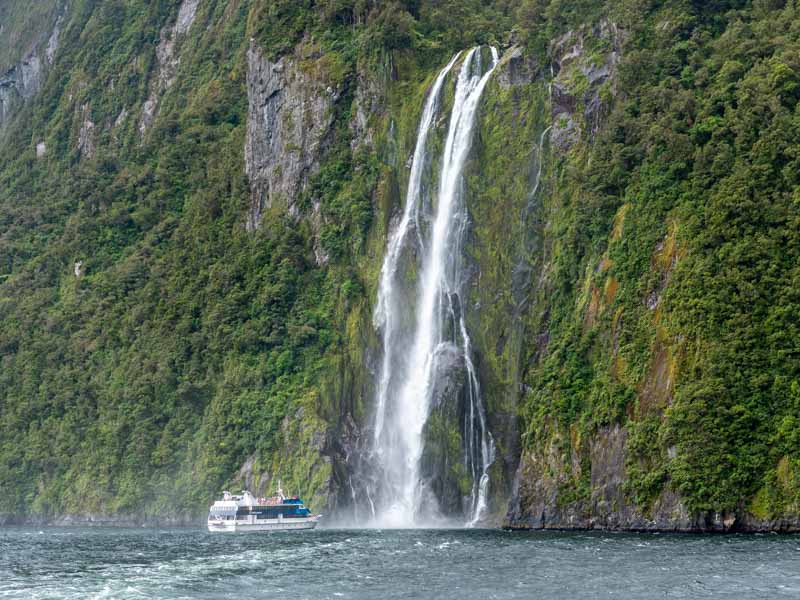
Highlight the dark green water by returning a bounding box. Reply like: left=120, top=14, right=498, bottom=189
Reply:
left=1, top=527, right=798, bottom=599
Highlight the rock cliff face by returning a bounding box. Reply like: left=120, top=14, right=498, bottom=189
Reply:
left=506, top=423, right=701, bottom=530
left=549, top=20, right=621, bottom=152
left=454, top=29, right=625, bottom=524
left=138, top=0, right=200, bottom=134
left=493, top=16, right=800, bottom=533
left=0, top=29, right=52, bottom=131
left=505, top=424, right=800, bottom=532
left=493, top=25, right=718, bottom=533
left=244, top=41, right=338, bottom=230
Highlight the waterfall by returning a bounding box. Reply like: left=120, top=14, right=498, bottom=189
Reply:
left=372, top=52, right=461, bottom=453
left=368, top=47, right=500, bottom=528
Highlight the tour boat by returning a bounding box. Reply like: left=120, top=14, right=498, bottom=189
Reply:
left=207, top=485, right=321, bottom=532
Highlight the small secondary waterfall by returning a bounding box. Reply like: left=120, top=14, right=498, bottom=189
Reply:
left=368, top=47, right=499, bottom=527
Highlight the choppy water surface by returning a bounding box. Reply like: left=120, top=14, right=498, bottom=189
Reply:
left=1, top=527, right=798, bottom=599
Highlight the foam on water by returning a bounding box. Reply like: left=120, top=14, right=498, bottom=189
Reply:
left=1, top=527, right=799, bottom=599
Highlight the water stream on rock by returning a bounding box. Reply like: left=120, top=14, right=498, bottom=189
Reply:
left=368, top=47, right=499, bottom=528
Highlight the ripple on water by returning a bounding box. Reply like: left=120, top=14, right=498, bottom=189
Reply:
left=0, top=528, right=799, bottom=599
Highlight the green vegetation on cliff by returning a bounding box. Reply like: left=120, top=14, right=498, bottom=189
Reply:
left=0, top=0, right=347, bottom=519
left=508, top=0, right=800, bottom=522
left=0, top=0, right=524, bottom=521
left=0, top=0, right=798, bottom=527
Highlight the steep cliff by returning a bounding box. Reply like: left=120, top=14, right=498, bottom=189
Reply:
left=497, top=3, right=800, bottom=532
left=244, top=40, right=338, bottom=229
left=0, top=0, right=63, bottom=133
left=0, top=0, right=798, bottom=531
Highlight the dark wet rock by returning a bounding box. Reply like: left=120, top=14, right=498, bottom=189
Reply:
left=548, top=20, right=623, bottom=151
left=1, top=5, right=63, bottom=132
left=350, top=67, right=384, bottom=150
left=244, top=40, right=337, bottom=230
left=497, top=46, right=539, bottom=89
left=139, top=0, right=199, bottom=135
left=1, top=56, right=42, bottom=130
left=421, top=344, right=470, bottom=515
left=504, top=424, right=800, bottom=532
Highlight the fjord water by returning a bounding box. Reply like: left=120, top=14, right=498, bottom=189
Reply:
left=2, top=527, right=799, bottom=599
left=368, top=47, right=499, bottom=527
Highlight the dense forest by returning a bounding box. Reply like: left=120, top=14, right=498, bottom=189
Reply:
left=0, top=0, right=798, bottom=529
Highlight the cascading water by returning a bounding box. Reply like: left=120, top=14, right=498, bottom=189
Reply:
left=367, top=47, right=500, bottom=528
left=371, top=52, right=461, bottom=455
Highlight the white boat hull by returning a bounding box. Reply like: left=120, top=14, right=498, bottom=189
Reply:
left=207, top=515, right=320, bottom=532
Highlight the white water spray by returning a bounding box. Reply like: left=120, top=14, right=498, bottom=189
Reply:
left=369, top=48, right=500, bottom=528
left=372, top=52, right=461, bottom=451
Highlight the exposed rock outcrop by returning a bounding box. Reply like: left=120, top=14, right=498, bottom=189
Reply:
left=0, top=511, right=199, bottom=527
left=349, top=67, right=383, bottom=150
left=504, top=425, right=800, bottom=532
left=138, top=0, right=199, bottom=135
left=76, top=103, right=95, bottom=159
left=0, top=7, right=63, bottom=132
left=45, top=15, right=63, bottom=65
left=549, top=20, right=622, bottom=151
left=497, top=46, right=539, bottom=89
left=1, top=55, right=42, bottom=130
left=244, top=41, right=338, bottom=229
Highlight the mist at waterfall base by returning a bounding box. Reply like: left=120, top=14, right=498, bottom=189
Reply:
left=2, top=527, right=798, bottom=600
left=356, top=47, right=500, bottom=529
